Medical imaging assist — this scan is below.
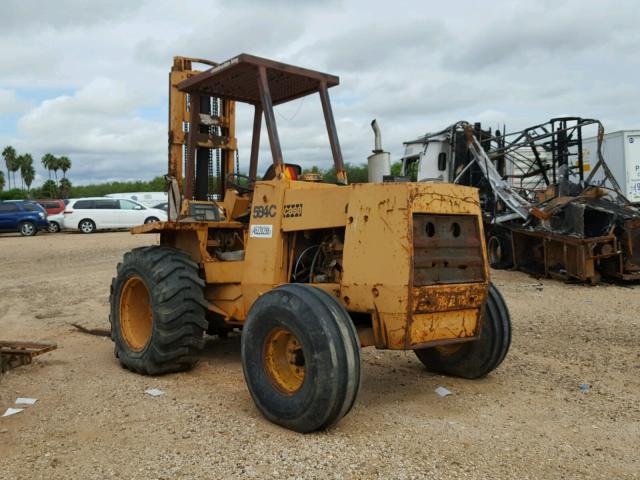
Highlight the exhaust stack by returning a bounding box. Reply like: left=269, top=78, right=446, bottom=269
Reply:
left=367, top=119, right=391, bottom=183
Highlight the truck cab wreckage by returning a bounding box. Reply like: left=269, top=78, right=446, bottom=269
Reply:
left=402, top=117, right=640, bottom=284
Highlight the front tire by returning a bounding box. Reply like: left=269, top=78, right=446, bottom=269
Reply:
left=241, top=284, right=361, bottom=433
left=48, top=221, right=60, bottom=233
left=414, top=283, right=511, bottom=379
left=19, top=221, right=37, bottom=237
left=144, top=216, right=160, bottom=224
left=109, top=246, right=207, bottom=375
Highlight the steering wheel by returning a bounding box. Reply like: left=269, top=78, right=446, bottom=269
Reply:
left=226, top=173, right=254, bottom=195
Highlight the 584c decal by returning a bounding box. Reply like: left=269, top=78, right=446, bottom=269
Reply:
left=252, top=204, right=277, bottom=218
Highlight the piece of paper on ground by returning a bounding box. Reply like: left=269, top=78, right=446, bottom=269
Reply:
left=2, top=408, right=24, bottom=417
left=15, top=398, right=38, bottom=405
left=144, top=388, right=165, bottom=397
left=435, top=386, right=453, bottom=397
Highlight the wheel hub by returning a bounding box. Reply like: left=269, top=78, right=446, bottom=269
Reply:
left=119, top=276, right=153, bottom=351
left=264, top=327, right=305, bottom=394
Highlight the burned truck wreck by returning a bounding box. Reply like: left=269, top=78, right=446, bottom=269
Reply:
left=401, top=117, right=640, bottom=284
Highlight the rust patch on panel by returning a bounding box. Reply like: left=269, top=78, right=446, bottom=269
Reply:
left=408, top=309, right=479, bottom=347
left=413, top=283, right=487, bottom=314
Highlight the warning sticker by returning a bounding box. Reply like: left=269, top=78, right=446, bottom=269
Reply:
left=250, top=224, right=273, bottom=238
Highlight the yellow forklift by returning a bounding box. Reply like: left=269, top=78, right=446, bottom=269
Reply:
left=110, top=54, right=511, bottom=432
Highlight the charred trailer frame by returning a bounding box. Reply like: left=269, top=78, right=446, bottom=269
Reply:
left=403, top=117, right=640, bottom=284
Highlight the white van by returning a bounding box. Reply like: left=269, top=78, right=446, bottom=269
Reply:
left=105, top=192, right=167, bottom=208
left=62, top=197, right=167, bottom=233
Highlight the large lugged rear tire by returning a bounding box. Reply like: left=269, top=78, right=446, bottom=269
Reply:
left=109, top=246, right=207, bottom=375
left=241, top=284, right=361, bottom=433
left=414, top=283, right=511, bottom=379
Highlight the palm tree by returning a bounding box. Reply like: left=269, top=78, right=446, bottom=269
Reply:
left=15, top=154, right=24, bottom=190
left=51, top=156, right=60, bottom=181
left=17, top=153, right=33, bottom=191
left=58, top=156, right=71, bottom=178
left=59, top=177, right=72, bottom=198
left=2, top=146, right=16, bottom=189
left=9, top=156, right=20, bottom=190
left=41, top=153, right=56, bottom=179
left=0, top=171, right=5, bottom=191
left=23, top=164, right=35, bottom=196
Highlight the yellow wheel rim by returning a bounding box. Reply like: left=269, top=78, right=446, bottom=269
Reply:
left=264, top=327, right=305, bottom=394
left=119, top=276, right=153, bottom=351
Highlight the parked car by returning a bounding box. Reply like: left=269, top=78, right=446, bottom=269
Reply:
left=152, top=202, right=168, bottom=212
left=36, top=199, right=66, bottom=216
left=62, top=197, right=167, bottom=233
left=47, top=212, right=65, bottom=233
left=0, top=201, right=49, bottom=236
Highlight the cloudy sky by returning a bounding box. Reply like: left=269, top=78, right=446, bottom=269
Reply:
left=1, top=0, right=639, bottom=186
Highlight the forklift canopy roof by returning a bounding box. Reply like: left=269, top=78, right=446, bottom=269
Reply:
left=177, top=53, right=340, bottom=105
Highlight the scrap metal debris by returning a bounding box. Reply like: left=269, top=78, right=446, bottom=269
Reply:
left=402, top=117, right=640, bottom=284
left=0, top=341, right=57, bottom=374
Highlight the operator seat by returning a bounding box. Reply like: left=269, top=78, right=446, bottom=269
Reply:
left=262, top=164, right=302, bottom=181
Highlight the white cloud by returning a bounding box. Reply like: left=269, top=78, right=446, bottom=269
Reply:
left=0, top=0, right=140, bottom=32
left=14, top=78, right=165, bottom=184
left=0, top=89, right=29, bottom=114
left=1, top=0, right=639, bottom=186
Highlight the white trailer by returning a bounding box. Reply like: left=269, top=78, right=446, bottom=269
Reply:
left=583, top=130, right=640, bottom=203
left=105, top=191, right=167, bottom=207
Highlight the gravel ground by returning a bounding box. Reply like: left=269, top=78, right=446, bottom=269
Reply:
left=0, top=231, right=638, bottom=479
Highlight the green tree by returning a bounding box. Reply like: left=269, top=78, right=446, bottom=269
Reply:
left=18, top=154, right=34, bottom=191
left=2, top=146, right=16, bottom=189
left=41, top=179, right=59, bottom=199
left=58, top=156, right=71, bottom=178
left=0, top=188, right=27, bottom=201
left=0, top=170, right=5, bottom=191
left=59, top=177, right=72, bottom=198
left=322, top=163, right=369, bottom=184
left=9, top=155, right=21, bottom=189
left=51, top=156, right=60, bottom=180
left=16, top=154, right=31, bottom=190
left=23, top=164, right=35, bottom=196
left=41, top=153, right=56, bottom=179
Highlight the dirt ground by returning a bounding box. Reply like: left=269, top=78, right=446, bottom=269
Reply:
left=0, top=231, right=638, bottom=479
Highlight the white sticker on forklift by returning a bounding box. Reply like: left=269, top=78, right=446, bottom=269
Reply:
left=250, top=224, right=273, bottom=238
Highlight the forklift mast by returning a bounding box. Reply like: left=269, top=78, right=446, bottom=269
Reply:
left=168, top=57, right=237, bottom=201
